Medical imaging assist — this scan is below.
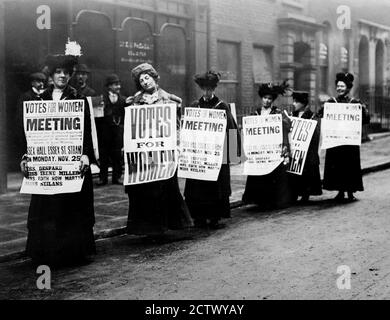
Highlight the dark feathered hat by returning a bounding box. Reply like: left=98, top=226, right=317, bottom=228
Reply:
left=194, top=70, right=221, bottom=88
left=258, top=80, right=290, bottom=100
left=292, top=90, right=309, bottom=105
left=335, top=72, right=354, bottom=89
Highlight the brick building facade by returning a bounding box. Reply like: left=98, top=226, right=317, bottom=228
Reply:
left=1, top=0, right=390, bottom=192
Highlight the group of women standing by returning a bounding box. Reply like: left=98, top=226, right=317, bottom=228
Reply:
left=20, top=51, right=369, bottom=268
left=243, top=72, right=370, bottom=209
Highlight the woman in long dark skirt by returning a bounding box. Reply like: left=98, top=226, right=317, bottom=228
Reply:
left=125, top=63, right=193, bottom=238
left=242, top=82, right=294, bottom=210
left=317, top=72, right=370, bottom=202
left=20, top=53, right=96, bottom=267
left=184, top=70, right=240, bottom=229
left=289, top=91, right=322, bottom=203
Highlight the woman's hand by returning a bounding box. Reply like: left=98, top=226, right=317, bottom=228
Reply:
left=79, top=155, right=90, bottom=177
left=282, top=146, right=290, bottom=166
left=20, top=159, right=29, bottom=178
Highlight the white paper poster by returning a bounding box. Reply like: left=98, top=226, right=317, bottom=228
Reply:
left=321, top=103, right=362, bottom=150
left=86, top=96, right=99, bottom=162
left=123, top=103, right=177, bottom=185
left=287, top=117, right=317, bottom=176
left=243, top=114, right=283, bottom=176
left=178, top=108, right=227, bottom=181
left=20, top=100, right=85, bottom=195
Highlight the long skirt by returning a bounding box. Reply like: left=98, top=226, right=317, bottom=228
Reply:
left=186, top=197, right=231, bottom=222
left=242, top=163, right=294, bottom=209
left=126, top=174, right=193, bottom=236
left=184, top=164, right=232, bottom=221
left=290, top=162, right=322, bottom=198
left=26, top=171, right=96, bottom=266
left=323, top=145, right=364, bottom=192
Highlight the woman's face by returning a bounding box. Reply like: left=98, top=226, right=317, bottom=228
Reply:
left=293, top=99, right=305, bottom=112
left=262, top=95, right=274, bottom=108
left=201, top=86, right=215, bottom=100
left=52, top=68, right=70, bottom=89
left=139, top=73, right=157, bottom=92
left=336, top=81, right=350, bottom=97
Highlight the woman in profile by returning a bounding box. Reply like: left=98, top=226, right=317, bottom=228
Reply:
left=289, top=90, right=322, bottom=203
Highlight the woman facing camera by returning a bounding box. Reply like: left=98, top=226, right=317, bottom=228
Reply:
left=317, top=72, right=370, bottom=202
left=20, top=53, right=96, bottom=268
left=125, top=63, right=193, bottom=239
left=242, top=81, right=294, bottom=210
left=183, top=70, right=240, bottom=229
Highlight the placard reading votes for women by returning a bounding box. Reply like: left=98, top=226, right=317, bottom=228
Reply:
left=178, top=108, right=227, bottom=181
left=123, top=103, right=177, bottom=185
left=20, top=100, right=85, bottom=195
left=321, top=103, right=362, bottom=150
left=287, top=117, right=317, bottom=176
left=243, top=114, right=283, bottom=176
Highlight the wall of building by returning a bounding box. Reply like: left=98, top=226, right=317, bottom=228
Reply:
left=206, top=0, right=323, bottom=117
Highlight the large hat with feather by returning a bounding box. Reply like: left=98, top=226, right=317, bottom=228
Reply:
left=45, top=39, right=82, bottom=75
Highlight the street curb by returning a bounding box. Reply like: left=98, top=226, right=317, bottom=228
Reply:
left=1, top=160, right=390, bottom=264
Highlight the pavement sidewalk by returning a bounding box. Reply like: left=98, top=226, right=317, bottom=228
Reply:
left=1, top=133, right=390, bottom=261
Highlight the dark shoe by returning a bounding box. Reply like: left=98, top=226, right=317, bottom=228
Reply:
left=334, top=192, right=345, bottom=202
left=300, top=195, right=310, bottom=203
left=208, top=220, right=226, bottom=230
left=347, top=192, right=358, bottom=202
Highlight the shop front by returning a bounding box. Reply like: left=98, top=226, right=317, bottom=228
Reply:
left=3, top=0, right=194, bottom=173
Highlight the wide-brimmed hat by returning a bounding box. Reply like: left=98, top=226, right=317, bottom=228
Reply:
left=131, top=63, right=159, bottom=81
left=258, top=80, right=290, bottom=100
left=194, top=70, right=221, bottom=88
left=335, top=72, right=354, bottom=89
left=74, top=64, right=90, bottom=73
left=45, top=54, right=78, bottom=76
left=292, top=91, right=309, bottom=104
left=29, top=72, right=46, bottom=82
left=105, top=74, right=121, bottom=86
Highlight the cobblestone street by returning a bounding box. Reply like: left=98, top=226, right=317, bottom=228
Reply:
left=1, top=134, right=390, bottom=259
left=0, top=168, right=389, bottom=300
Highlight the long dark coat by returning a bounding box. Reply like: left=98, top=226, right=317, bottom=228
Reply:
left=96, top=91, right=126, bottom=181
left=183, top=96, right=240, bottom=221
left=290, top=107, right=322, bottom=198
left=25, top=85, right=96, bottom=266
left=125, top=88, right=193, bottom=235
left=242, top=106, right=294, bottom=209
left=318, top=96, right=370, bottom=192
